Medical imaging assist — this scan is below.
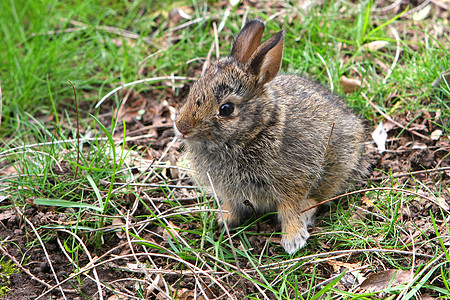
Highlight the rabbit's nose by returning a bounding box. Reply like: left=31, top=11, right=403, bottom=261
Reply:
left=175, top=118, right=192, bottom=137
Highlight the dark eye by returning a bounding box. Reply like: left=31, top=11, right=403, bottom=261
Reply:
left=219, top=103, right=234, bottom=116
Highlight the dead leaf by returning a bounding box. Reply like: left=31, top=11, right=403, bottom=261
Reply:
left=146, top=274, right=165, bottom=296
left=430, top=129, right=443, bottom=141
left=360, top=269, right=412, bottom=292
left=383, top=120, right=396, bottom=132
left=361, top=40, right=389, bottom=51
left=411, top=142, right=427, bottom=150
left=412, top=4, right=432, bottom=21
left=372, top=122, right=388, bottom=153
left=326, top=260, right=366, bottom=284
left=0, top=208, right=15, bottom=221
left=361, top=196, right=374, bottom=208
left=349, top=207, right=366, bottom=225
left=0, top=164, right=19, bottom=176
left=341, top=75, right=362, bottom=93
left=421, top=294, right=437, bottom=300
left=163, top=221, right=181, bottom=241
left=229, top=0, right=240, bottom=6
left=170, top=7, right=193, bottom=25
left=437, top=197, right=449, bottom=211
left=172, top=288, right=206, bottom=300
left=112, top=218, right=126, bottom=239
left=435, top=109, right=441, bottom=120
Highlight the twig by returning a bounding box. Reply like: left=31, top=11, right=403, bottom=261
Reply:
left=431, top=0, right=450, bottom=10
left=167, top=17, right=210, bottom=33
left=207, top=173, right=242, bottom=274
left=0, top=137, right=108, bottom=156
left=201, top=10, right=230, bottom=75
left=202, top=33, right=216, bottom=75
left=62, top=18, right=150, bottom=42
left=374, top=0, right=402, bottom=12
left=0, top=242, right=76, bottom=293
left=395, top=252, right=444, bottom=300
left=24, top=216, right=67, bottom=299
left=37, top=245, right=234, bottom=299
left=316, top=53, right=334, bottom=92
left=112, top=84, right=134, bottom=136
left=403, top=0, right=432, bottom=17
left=361, top=92, right=431, bottom=141
left=369, top=166, right=450, bottom=181
left=95, top=76, right=196, bottom=108
left=57, top=230, right=104, bottom=300
left=300, top=186, right=449, bottom=214
left=141, top=192, right=215, bottom=299
left=383, top=26, right=401, bottom=83
left=213, top=21, right=220, bottom=60
left=243, top=199, right=260, bottom=232
left=259, top=248, right=434, bottom=271
left=68, top=80, right=80, bottom=179
left=0, top=150, right=63, bottom=172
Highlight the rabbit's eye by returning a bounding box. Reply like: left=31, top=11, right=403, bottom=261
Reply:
left=219, top=103, right=234, bottom=116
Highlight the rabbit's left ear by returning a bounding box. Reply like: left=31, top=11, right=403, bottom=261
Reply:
left=230, top=19, right=265, bottom=64
left=246, top=30, right=284, bottom=85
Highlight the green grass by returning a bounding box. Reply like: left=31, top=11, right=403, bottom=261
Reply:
left=1, top=0, right=449, bottom=299
left=0, top=258, right=19, bottom=297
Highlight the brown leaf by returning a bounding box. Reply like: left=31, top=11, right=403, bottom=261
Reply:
left=412, top=5, right=432, bottom=21
left=341, top=75, right=361, bottom=93
left=361, top=41, right=389, bottom=51
left=430, top=129, right=443, bottom=141
left=112, top=218, right=126, bottom=239
left=361, top=196, right=374, bottom=208
left=349, top=207, right=366, bottom=225
left=326, top=260, right=365, bottom=284
left=146, top=274, right=165, bottom=296
left=0, top=164, right=19, bottom=176
left=171, top=288, right=206, bottom=300
left=0, top=208, right=15, bottom=221
left=360, top=269, right=412, bottom=292
left=163, top=221, right=181, bottom=241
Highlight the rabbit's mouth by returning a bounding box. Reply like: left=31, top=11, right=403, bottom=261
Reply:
left=173, top=122, right=202, bottom=141
left=173, top=122, right=185, bottom=139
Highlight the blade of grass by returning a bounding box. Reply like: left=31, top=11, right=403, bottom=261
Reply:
left=33, top=198, right=103, bottom=212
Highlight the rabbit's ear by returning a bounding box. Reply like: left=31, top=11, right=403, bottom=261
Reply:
left=247, top=30, right=284, bottom=85
left=230, top=19, right=265, bottom=64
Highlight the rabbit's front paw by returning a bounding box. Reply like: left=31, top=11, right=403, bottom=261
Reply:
left=281, top=227, right=310, bottom=255
left=216, top=205, right=242, bottom=229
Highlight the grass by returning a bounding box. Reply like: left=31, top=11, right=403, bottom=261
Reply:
left=0, top=0, right=449, bottom=299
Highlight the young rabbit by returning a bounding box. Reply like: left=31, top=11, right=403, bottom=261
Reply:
left=175, top=19, right=367, bottom=254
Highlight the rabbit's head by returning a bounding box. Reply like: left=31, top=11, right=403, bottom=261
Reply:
left=175, top=20, right=284, bottom=144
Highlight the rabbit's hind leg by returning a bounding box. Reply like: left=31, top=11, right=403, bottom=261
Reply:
left=278, top=196, right=317, bottom=255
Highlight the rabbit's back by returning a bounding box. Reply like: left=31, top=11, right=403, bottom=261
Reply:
left=268, top=74, right=367, bottom=199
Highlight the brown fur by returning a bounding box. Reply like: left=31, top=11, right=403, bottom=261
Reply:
left=175, top=19, right=368, bottom=254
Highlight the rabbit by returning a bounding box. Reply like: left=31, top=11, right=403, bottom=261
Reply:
left=174, top=19, right=368, bottom=254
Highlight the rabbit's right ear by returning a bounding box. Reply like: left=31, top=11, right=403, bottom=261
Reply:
left=230, top=19, right=265, bottom=64
left=246, top=30, right=284, bottom=85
